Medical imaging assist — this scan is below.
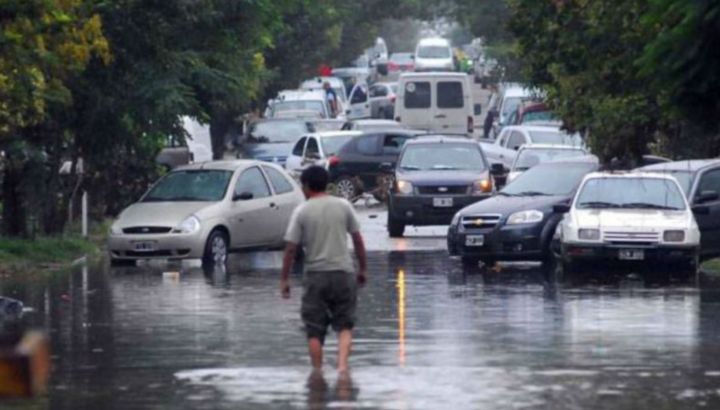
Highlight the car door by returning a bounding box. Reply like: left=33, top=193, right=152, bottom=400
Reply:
left=261, top=165, right=302, bottom=245
left=340, top=134, right=382, bottom=189
left=229, top=166, right=276, bottom=248
left=347, top=83, right=371, bottom=119
left=435, top=79, right=469, bottom=134
left=286, top=136, right=307, bottom=175
left=368, top=84, right=388, bottom=118
left=301, top=137, right=322, bottom=170
left=693, top=167, right=720, bottom=256
left=400, top=79, right=433, bottom=130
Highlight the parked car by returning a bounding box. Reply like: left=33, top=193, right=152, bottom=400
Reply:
left=494, top=85, right=533, bottom=135
left=108, top=161, right=304, bottom=265
left=508, top=102, right=559, bottom=126
left=395, top=72, right=480, bottom=136
left=300, top=76, right=349, bottom=115
left=507, top=144, right=589, bottom=183
left=345, top=82, right=371, bottom=119
left=328, top=130, right=424, bottom=201
left=387, top=136, right=502, bottom=237
left=638, top=160, right=720, bottom=259
left=554, top=172, right=702, bottom=275
left=387, top=52, right=415, bottom=76
left=285, top=131, right=362, bottom=177
left=267, top=90, right=332, bottom=119
left=236, top=119, right=314, bottom=167
left=156, top=117, right=213, bottom=169
left=482, top=125, right=585, bottom=170
left=341, top=119, right=403, bottom=132
left=368, top=82, right=398, bottom=119
left=414, top=38, right=455, bottom=72
left=447, top=158, right=599, bottom=266
left=332, top=67, right=372, bottom=92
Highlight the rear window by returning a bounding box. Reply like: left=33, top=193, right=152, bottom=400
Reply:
left=417, top=46, right=451, bottom=59
left=437, top=81, right=464, bottom=108
left=404, top=81, right=431, bottom=109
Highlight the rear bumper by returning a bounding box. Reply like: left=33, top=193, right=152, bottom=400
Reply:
left=389, top=194, right=490, bottom=226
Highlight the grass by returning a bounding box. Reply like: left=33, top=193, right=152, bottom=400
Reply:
left=0, top=236, right=97, bottom=271
left=703, top=258, right=720, bottom=273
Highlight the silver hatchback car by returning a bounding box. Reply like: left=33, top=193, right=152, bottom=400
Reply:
left=108, top=160, right=304, bottom=265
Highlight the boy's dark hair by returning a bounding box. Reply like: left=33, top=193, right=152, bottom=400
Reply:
left=300, top=166, right=329, bottom=192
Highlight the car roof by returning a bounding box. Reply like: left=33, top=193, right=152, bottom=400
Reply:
left=300, top=77, right=344, bottom=88
left=503, top=86, right=533, bottom=98
left=518, top=143, right=587, bottom=151
left=585, top=171, right=679, bottom=180
left=503, top=124, right=563, bottom=132
left=417, top=37, right=450, bottom=46
left=399, top=72, right=467, bottom=80
left=638, top=159, right=720, bottom=172
left=307, top=131, right=363, bottom=139
left=276, top=90, right=325, bottom=101
left=251, top=118, right=309, bottom=125
left=177, top=160, right=260, bottom=172
left=404, top=135, right=474, bottom=145
left=351, top=119, right=400, bottom=125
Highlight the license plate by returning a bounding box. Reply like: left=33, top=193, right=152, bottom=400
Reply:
left=133, top=241, right=157, bottom=252
left=433, top=197, right=453, bottom=207
left=619, top=249, right=644, bottom=260
left=465, top=235, right=484, bottom=247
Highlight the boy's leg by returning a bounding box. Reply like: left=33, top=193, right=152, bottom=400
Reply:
left=337, top=329, right=352, bottom=372
left=302, top=273, right=330, bottom=370
left=308, top=337, right=324, bottom=370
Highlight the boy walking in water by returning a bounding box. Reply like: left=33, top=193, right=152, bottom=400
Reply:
left=281, top=166, right=367, bottom=372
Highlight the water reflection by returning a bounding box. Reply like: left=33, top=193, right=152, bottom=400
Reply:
left=397, top=269, right=406, bottom=367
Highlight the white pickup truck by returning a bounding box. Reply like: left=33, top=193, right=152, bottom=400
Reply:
left=480, top=124, right=585, bottom=169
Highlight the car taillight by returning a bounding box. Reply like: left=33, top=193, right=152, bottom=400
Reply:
left=388, top=62, right=398, bottom=71
left=390, top=96, right=396, bottom=103
left=467, top=116, right=474, bottom=134
left=328, top=156, right=340, bottom=167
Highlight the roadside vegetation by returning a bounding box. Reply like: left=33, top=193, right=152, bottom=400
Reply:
left=0, top=236, right=95, bottom=271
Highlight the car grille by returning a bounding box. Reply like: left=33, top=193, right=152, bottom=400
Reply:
left=123, top=226, right=172, bottom=234
left=461, top=214, right=502, bottom=230
left=417, top=185, right=469, bottom=195
left=604, top=231, right=659, bottom=243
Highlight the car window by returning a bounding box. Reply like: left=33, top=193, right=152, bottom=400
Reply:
left=501, top=96, right=523, bottom=119
left=497, top=130, right=510, bottom=147
left=437, top=81, right=464, bottom=108
left=144, top=170, right=232, bottom=202
left=503, top=162, right=596, bottom=196
left=417, top=46, right=451, bottom=59
left=576, top=177, right=686, bottom=210
left=249, top=120, right=307, bottom=143
left=404, top=81, right=431, bottom=109
left=513, top=148, right=587, bottom=171
left=292, top=137, right=306, bottom=156
left=697, top=169, right=720, bottom=198
left=306, top=137, right=319, bottom=156
left=356, top=135, right=378, bottom=155
left=528, top=130, right=583, bottom=146
left=370, top=86, right=387, bottom=98
left=350, top=85, right=368, bottom=103
left=508, top=132, right=526, bottom=150
left=399, top=143, right=487, bottom=171
left=382, top=134, right=410, bottom=155
left=234, top=167, right=271, bottom=199
left=262, top=166, right=294, bottom=195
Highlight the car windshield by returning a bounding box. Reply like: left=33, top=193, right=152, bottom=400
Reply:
left=514, top=148, right=587, bottom=171
left=656, top=170, right=694, bottom=196
left=522, top=110, right=557, bottom=123
left=502, top=162, right=596, bottom=196
left=271, top=101, right=324, bottom=116
left=417, top=46, right=451, bottom=59
left=529, top=130, right=583, bottom=146
left=249, top=121, right=307, bottom=143
left=575, top=177, right=686, bottom=210
left=399, top=143, right=486, bottom=171
left=143, top=170, right=232, bottom=202
left=390, top=53, right=413, bottom=64
left=321, top=136, right=354, bottom=156
left=311, top=120, right=344, bottom=132
left=501, top=97, right=523, bottom=118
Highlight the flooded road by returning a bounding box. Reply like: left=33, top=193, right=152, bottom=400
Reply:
left=4, top=246, right=720, bottom=409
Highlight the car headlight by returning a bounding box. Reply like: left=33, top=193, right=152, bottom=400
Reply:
left=663, top=230, right=685, bottom=243
left=451, top=212, right=462, bottom=226
left=396, top=180, right=413, bottom=195
left=471, top=179, right=493, bottom=195
left=578, top=228, right=600, bottom=241
left=174, top=215, right=201, bottom=234
left=507, top=210, right=544, bottom=225
left=110, top=223, right=123, bottom=235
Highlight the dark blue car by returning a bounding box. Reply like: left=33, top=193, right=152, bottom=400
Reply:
left=237, top=119, right=314, bottom=167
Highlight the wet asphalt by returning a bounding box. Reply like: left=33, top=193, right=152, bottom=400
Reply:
left=3, top=206, right=720, bottom=409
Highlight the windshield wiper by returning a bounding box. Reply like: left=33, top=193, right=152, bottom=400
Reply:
left=514, top=191, right=549, bottom=197
left=431, top=165, right=459, bottom=170
left=620, top=202, right=681, bottom=211
left=578, top=201, right=620, bottom=209
left=400, top=165, right=421, bottom=170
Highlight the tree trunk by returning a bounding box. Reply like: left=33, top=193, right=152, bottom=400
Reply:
left=2, top=163, right=28, bottom=237
left=209, top=116, right=231, bottom=160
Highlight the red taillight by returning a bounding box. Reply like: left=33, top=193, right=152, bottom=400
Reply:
left=328, top=156, right=340, bottom=167
left=467, top=116, right=474, bottom=134
left=388, top=62, right=399, bottom=71
left=390, top=96, right=396, bottom=104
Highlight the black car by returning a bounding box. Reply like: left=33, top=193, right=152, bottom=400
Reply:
left=639, top=159, right=720, bottom=259
left=235, top=119, right=314, bottom=167
left=387, top=136, right=502, bottom=237
left=328, top=129, right=424, bottom=201
left=447, top=158, right=599, bottom=266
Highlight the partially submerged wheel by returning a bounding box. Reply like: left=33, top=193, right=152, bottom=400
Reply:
left=203, top=229, right=229, bottom=266
left=387, top=216, right=405, bottom=238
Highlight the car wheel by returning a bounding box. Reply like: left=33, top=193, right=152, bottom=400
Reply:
left=387, top=216, right=405, bottom=238
left=203, top=229, right=229, bottom=266
left=335, top=176, right=358, bottom=201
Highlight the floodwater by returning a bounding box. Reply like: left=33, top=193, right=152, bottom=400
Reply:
left=3, top=250, right=720, bottom=409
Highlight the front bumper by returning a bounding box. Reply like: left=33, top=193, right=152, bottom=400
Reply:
left=389, top=194, right=490, bottom=226
left=561, top=242, right=699, bottom=264
left=107, top=231, right=206, bottom=260
left=447, top=222, right=546, bottom=261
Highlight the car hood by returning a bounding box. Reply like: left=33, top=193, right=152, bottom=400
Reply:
left=575, top=209, right=690, bottom=230
left=115, top=202, right=216, bottom=228
left=242, top=143, right=293, bottom=160
left=397, top=170, right=488, bottom=186
left=459, top=194, right=567, bottom=216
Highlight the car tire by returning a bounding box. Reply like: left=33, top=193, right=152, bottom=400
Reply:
left=203, top=229, right=229, bottom=266
left=388, top=216, right=405, bottom=238
left=110, top=257, right=136, bottom=267
left=334, top=176, right=358, bottom=201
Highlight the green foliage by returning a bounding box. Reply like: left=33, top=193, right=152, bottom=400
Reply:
left=0, top=236, right=95, bottom=266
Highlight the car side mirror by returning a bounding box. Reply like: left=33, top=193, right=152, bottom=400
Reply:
left=490, top=163, right=504, bottom=176
left=692, top=205, right=711, bottom=215
left=696, top=190, right=719, bottom=204
left=474, top=104, right=482, bottom=116
left=553, top=204, right=571, bottom=214
left=233, top=191, right=254, bottom=201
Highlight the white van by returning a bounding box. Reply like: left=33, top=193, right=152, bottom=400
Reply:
left=414, top=38, right=454, bottom=72
left=395, top=72, right=479, bottom=136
